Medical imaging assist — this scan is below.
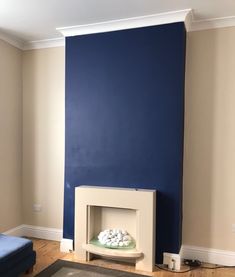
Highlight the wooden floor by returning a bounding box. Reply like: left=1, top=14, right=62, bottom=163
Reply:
left=23, top=238, right=235, bottom=277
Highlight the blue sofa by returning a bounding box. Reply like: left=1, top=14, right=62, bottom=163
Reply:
left=0, top=234, right=36, bottom=277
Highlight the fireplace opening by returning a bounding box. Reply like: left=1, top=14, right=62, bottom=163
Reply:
left=88, top=206, right=136, bottom=247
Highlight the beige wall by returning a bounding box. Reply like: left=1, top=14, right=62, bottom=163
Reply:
left=0, top=40, right=23, bottom=232
left=183, top=27, right=235, bottom=251
left=22, top=47, right=65, bottom=229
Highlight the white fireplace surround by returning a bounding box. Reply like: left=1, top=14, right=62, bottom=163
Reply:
left=75, top=186, right=156, bottom=272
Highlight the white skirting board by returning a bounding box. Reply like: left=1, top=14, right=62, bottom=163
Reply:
left=3, top=226, right=235, bottom=265
left=3, top=224, right=73, bottom=253
left=60, top=238, right=74, bottom=253
left=180, top=245, right=235, bottom=266
left=3, top=225, right=25, bottom=237
left=3, top=224, right=63, bottom=242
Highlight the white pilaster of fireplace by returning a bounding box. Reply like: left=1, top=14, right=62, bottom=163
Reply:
left=75, top=186, right=156, bottom=272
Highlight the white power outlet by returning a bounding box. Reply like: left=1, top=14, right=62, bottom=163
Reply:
left=33, top=204, right=42, bottom=212
left=232, top=224, right=235, bottom=233
left=163, top=252, right=181, bottom=271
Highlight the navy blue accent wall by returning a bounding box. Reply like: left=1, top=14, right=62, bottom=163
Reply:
left=64, top=22, right=186, bottom=263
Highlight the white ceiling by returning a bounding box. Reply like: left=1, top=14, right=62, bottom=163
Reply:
left=1, top=0, right=235, bottom=45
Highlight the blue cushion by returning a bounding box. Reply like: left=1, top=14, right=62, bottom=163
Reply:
left=0, top=234, right=33, bottom=261
left=0, top=234, right=36, bottom=275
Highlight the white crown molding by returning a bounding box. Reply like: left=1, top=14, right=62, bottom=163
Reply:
left=3, top=224, right=62, bottom=241
left=23, top=37, right=65, bottom=50
left=22, top=14, right=235, bottom=49
left=184, top=10, right=193, bottom=32
left=0, top=31, right=24, bottom=50
left=188, top=14, right=235, bottom=32
left=0, top=32, right=65, bottom=51
left=180, top=244, right=235, bottom=266
left=2, top=9, right=235, bottom=50
left=57, top=9, right=192, bottom=37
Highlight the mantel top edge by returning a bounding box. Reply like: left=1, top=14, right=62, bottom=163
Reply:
left=76, top=185, right=156, bottom=193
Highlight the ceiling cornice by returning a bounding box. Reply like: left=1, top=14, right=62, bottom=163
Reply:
left=23, top=37, right=65, bottom=50
left=189, top=15, right=235, bottom=32
left=0, top=31, right=24, bottom=50
left=57, top=9, right=192, bottom=37
left=2, top=9, right=235, bottom=50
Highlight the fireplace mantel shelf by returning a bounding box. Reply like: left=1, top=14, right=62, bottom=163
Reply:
left=82, top=243, right=143, bottom=258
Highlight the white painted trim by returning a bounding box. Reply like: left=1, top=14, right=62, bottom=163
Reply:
left=57, top=9, right=192, bottom=37
left=180, top=245, right=235, bottom=266
left=0, top=32, right=24, bottom=50
left=2, top=9, right=235, bottom=50
left=22, top=13, right=235, bottom=50
left=189, top=14, right=235, bottom=32
left=184, top=10, right=193, bottom=32
left=3, top=225, right=62, bottom=242
left=23, top=225, right=63, bottom=241
left=60, top=238, right=74, bottom=253
left=3, top=9, right=235, bottom=50
left=0, top=32, right=65, bottom=51
left=3, top=225, right=25, bottom=237
left=23, top=37, right=65, bottom=50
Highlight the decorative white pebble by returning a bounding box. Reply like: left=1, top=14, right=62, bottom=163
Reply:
left=97, top=229, right=133, bottom=248
left=123, top=235, right=131, bottom=241
left=123, top=241, right=130, bottom=246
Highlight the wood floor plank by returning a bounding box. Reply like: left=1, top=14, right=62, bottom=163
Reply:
left=22, top=238, right=235, bottom=277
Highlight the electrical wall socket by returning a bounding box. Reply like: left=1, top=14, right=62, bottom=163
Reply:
left=163, top=252, right=181, bottom=271
left=33, top=204, right=42, bottom=212
left=232, top=224, right=235, bottom=233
